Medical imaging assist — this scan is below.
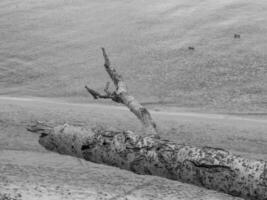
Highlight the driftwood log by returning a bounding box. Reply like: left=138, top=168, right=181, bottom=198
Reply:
left=27, top=49, right=267, bottom=200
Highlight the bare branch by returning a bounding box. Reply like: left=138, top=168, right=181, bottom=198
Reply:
left=85, top=85, right=110, bottom=99
left=86, top=48, right=159, bottom=137
left=101, top=48, right=124, bottom=88
left=85, top=85, right=122, bottom=103
left=102, top=47, right=110, bottom=68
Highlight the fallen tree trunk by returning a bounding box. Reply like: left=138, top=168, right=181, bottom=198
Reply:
left=28, top=122, right=267, bottom=200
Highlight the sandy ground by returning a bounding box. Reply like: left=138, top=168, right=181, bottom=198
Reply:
left=1, top=97, right=266, bottom=199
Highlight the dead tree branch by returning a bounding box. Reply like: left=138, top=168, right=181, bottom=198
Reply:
left=85, top=48, right=158, bottom=137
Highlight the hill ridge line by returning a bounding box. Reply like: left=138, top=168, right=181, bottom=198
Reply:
left=0, top=96, right=266, bottom=124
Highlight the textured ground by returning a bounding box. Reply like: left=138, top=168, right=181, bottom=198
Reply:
left=0, top=0, right=267, bottom=111
left=1, top=0, right=267, bottom=199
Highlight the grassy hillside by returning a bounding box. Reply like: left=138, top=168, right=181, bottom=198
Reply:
left=1, top=0, right=266, bottom=112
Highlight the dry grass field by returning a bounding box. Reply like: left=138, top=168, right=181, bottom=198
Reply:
left=1, top=0, right=266, bottom=111
left=0, top=0, right=267, bottom=199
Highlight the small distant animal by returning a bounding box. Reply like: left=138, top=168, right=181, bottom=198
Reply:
left=234, top=34, right=241, bottom=38
left=188, top=46, right=195, bottom=50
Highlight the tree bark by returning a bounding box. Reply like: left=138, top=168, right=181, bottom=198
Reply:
left=85, top=48, right=158, bottom=137
left=27, top=122, right=267, bottom=200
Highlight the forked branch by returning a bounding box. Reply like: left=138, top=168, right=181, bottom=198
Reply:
left=85, top=85, right=122, bottom=103
left=85, top=48, right=158, bottom=137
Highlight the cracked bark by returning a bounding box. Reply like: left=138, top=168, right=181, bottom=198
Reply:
left=27, top=49, right=267, bottom=200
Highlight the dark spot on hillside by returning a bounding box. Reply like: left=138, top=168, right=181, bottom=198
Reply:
left=234, top=34, right=241, bottom=38
left=188, top=46, right=195, bottom=50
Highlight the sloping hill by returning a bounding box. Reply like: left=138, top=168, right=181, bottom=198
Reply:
left=1, top=0, right=266, bottom=112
